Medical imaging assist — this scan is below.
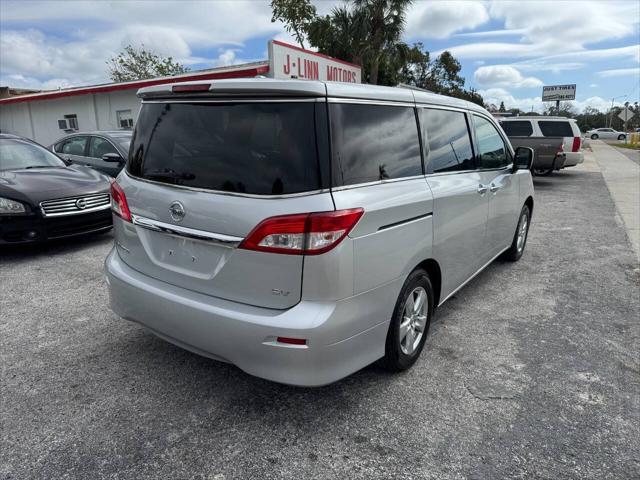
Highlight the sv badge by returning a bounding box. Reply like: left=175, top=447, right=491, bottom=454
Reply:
left=272, top=289, right=291, bottom=296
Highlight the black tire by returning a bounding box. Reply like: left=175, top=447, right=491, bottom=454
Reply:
left=618, top=134, right=626, bottom=141
left=503, top=204, right=531, bottom=262
left=533, top=168, right=553, bottom=176
left=381, top=269, right=434, bottom=372
left=591, top=134, right=598, bottom=140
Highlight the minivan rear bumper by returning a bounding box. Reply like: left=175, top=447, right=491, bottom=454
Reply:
left=105, top=248, right=394, bottom=386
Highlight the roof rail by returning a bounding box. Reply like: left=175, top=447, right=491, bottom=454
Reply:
left=396, top=83, right=433, bottom=93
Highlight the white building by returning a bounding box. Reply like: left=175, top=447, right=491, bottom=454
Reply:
left=0, top=41, right=361, bottom=147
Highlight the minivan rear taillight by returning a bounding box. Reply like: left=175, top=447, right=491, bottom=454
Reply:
left=110, top=181, right=131, bottom=222
left=239, top=208, right=364, bottom=255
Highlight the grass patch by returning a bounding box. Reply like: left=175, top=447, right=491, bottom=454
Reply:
left=615, top=143, right=640, bottom=151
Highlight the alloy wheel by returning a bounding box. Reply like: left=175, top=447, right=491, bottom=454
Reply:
left=399, top=287, right=428, bottom=355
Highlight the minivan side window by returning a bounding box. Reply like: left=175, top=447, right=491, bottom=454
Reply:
left=420, top=108, right=474, bottom=174
left=538, top=121, right=574, bottom=137
left=474, top=115, right=510, bottom=169
left=500, top=120, right=533, bottom=137
left=330, top=103, right=422, bottom=186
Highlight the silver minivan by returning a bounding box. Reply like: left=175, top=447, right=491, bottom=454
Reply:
left=105, top=79, right=534, bottom=386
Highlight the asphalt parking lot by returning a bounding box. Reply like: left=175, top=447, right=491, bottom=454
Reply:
left=1, top=153, right=639, bottom=479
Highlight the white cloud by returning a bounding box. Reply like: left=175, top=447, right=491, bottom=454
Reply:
left=478, top=87, right=623, bottom=113
left=474, top=65, right=543, bottom=88
left=0, top=0, right=281, bottom=88
left=405, top=1, right=489, bottom=39
left=489, top=0, right=639, bottom=52
left=597, top=67, right=640, bottom=77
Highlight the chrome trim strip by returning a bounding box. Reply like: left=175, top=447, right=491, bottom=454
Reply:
left=438, top=246, right=510, bottom=307
left=131, top=215, right=243, bottom=247
left=378, top=212, right=432, bottom=232
left=124, top=172, right=330, bottom=199
left=331, top=175, right=426, bottom=192
left=40, top=203, right=111, bottom=217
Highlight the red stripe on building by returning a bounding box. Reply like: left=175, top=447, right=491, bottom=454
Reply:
left=0, top=64, right=270, bottom=105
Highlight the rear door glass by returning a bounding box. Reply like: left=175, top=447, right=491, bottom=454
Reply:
left=420, top=108, right=475, bottom=174
left=128, top=102, right=327, bottom=195
left=330, top=103, right=422, bottom=186
left=539, top=121, right=574, bottom=137
left=500, top=120, right=533, bottom=137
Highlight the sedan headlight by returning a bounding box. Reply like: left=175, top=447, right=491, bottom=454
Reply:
left=0, top=197, right=27, bottom=215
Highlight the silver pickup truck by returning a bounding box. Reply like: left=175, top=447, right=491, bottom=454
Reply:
left=499, top=116, right=584, bottom=176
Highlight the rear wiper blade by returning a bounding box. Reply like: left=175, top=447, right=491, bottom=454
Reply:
left=145, top=169, right=195, bottom=181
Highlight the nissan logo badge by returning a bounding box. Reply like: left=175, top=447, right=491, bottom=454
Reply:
left=169, top=201, right=185, bottom=222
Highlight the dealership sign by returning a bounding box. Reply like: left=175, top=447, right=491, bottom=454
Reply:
left=268, top=40, right=361, bottom=83
left=542, top=84, right=576, bottom=102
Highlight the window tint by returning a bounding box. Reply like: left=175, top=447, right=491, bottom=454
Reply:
left=538, top=121, right=574, bottom=137
left=89, top=137, right=118, bottom=158
left=474, top=115, right=509, bottom=169
left=128, top=102, right=327, bottom=195
left=421, top=108, right=474, bottom=174
left=330, top=104, right=421, bottom=186
left=61, top=137, right=87, bottom=156
left=500, top=120, right=533, bottom=137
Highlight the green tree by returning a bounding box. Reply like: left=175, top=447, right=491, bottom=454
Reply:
left=277, top=0, right=412, bottom=85
left=397, top=45, right=484, bottom=106
left=107, top=44, right=189, bottom=82
left=270, top=0, right=317, bottom=48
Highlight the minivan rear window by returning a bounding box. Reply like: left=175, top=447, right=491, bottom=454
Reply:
left=500, top=120, right=533, bottom=137
left=128, top=102, right=327, bottom=195
left=538, top=121, right=574, bottom=137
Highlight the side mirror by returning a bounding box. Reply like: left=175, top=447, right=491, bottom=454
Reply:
left=513, top=146, right=534, bottom=172
left=102, top=152, right=124, bottom=163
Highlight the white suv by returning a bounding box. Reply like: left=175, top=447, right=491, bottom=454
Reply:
left=500, top=117, right=584, bottom=176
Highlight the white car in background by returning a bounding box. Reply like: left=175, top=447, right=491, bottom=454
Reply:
left=586, top=128, right=627, bottom=140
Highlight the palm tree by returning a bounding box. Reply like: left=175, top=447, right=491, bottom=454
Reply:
left=307, top=0, right=412, bottom=85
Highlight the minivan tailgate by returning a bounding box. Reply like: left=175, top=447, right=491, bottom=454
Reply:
left=114, top=173, right=334, bottom=309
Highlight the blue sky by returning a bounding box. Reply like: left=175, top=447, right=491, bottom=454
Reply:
left=1, top=0, right=638, bottom=112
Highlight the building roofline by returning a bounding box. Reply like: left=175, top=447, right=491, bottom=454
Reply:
left=0, top=62, right=270, bottom=106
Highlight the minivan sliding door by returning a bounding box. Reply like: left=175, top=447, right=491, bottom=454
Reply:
left=420, top=107, right=490, bottom=300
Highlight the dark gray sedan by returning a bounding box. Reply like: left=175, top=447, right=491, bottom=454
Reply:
left=50, top=131, right=131, bottom=177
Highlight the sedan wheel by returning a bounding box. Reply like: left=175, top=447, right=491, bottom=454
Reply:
left=591, top=134, right=599, bottom=140
left=618, top=134, right=626, bottom=141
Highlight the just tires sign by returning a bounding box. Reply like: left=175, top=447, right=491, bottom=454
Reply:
left=268, top=40, right=362, bottom=84
left=542, top=84, right=576, bottom=102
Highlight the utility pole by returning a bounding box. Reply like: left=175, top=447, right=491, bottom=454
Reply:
left=609, top=95, right=627, bottom=127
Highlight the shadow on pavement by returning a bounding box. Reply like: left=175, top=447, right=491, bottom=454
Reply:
left=0, top=230, right=113, bottom=260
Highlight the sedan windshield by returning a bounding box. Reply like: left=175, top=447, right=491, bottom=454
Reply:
left=0, top=139, right=66, bottom=171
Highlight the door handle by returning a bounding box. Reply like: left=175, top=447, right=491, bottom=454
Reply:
left=477, top=184, right=488, bottom=195
left=489, top=183, right=500, bottom=193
